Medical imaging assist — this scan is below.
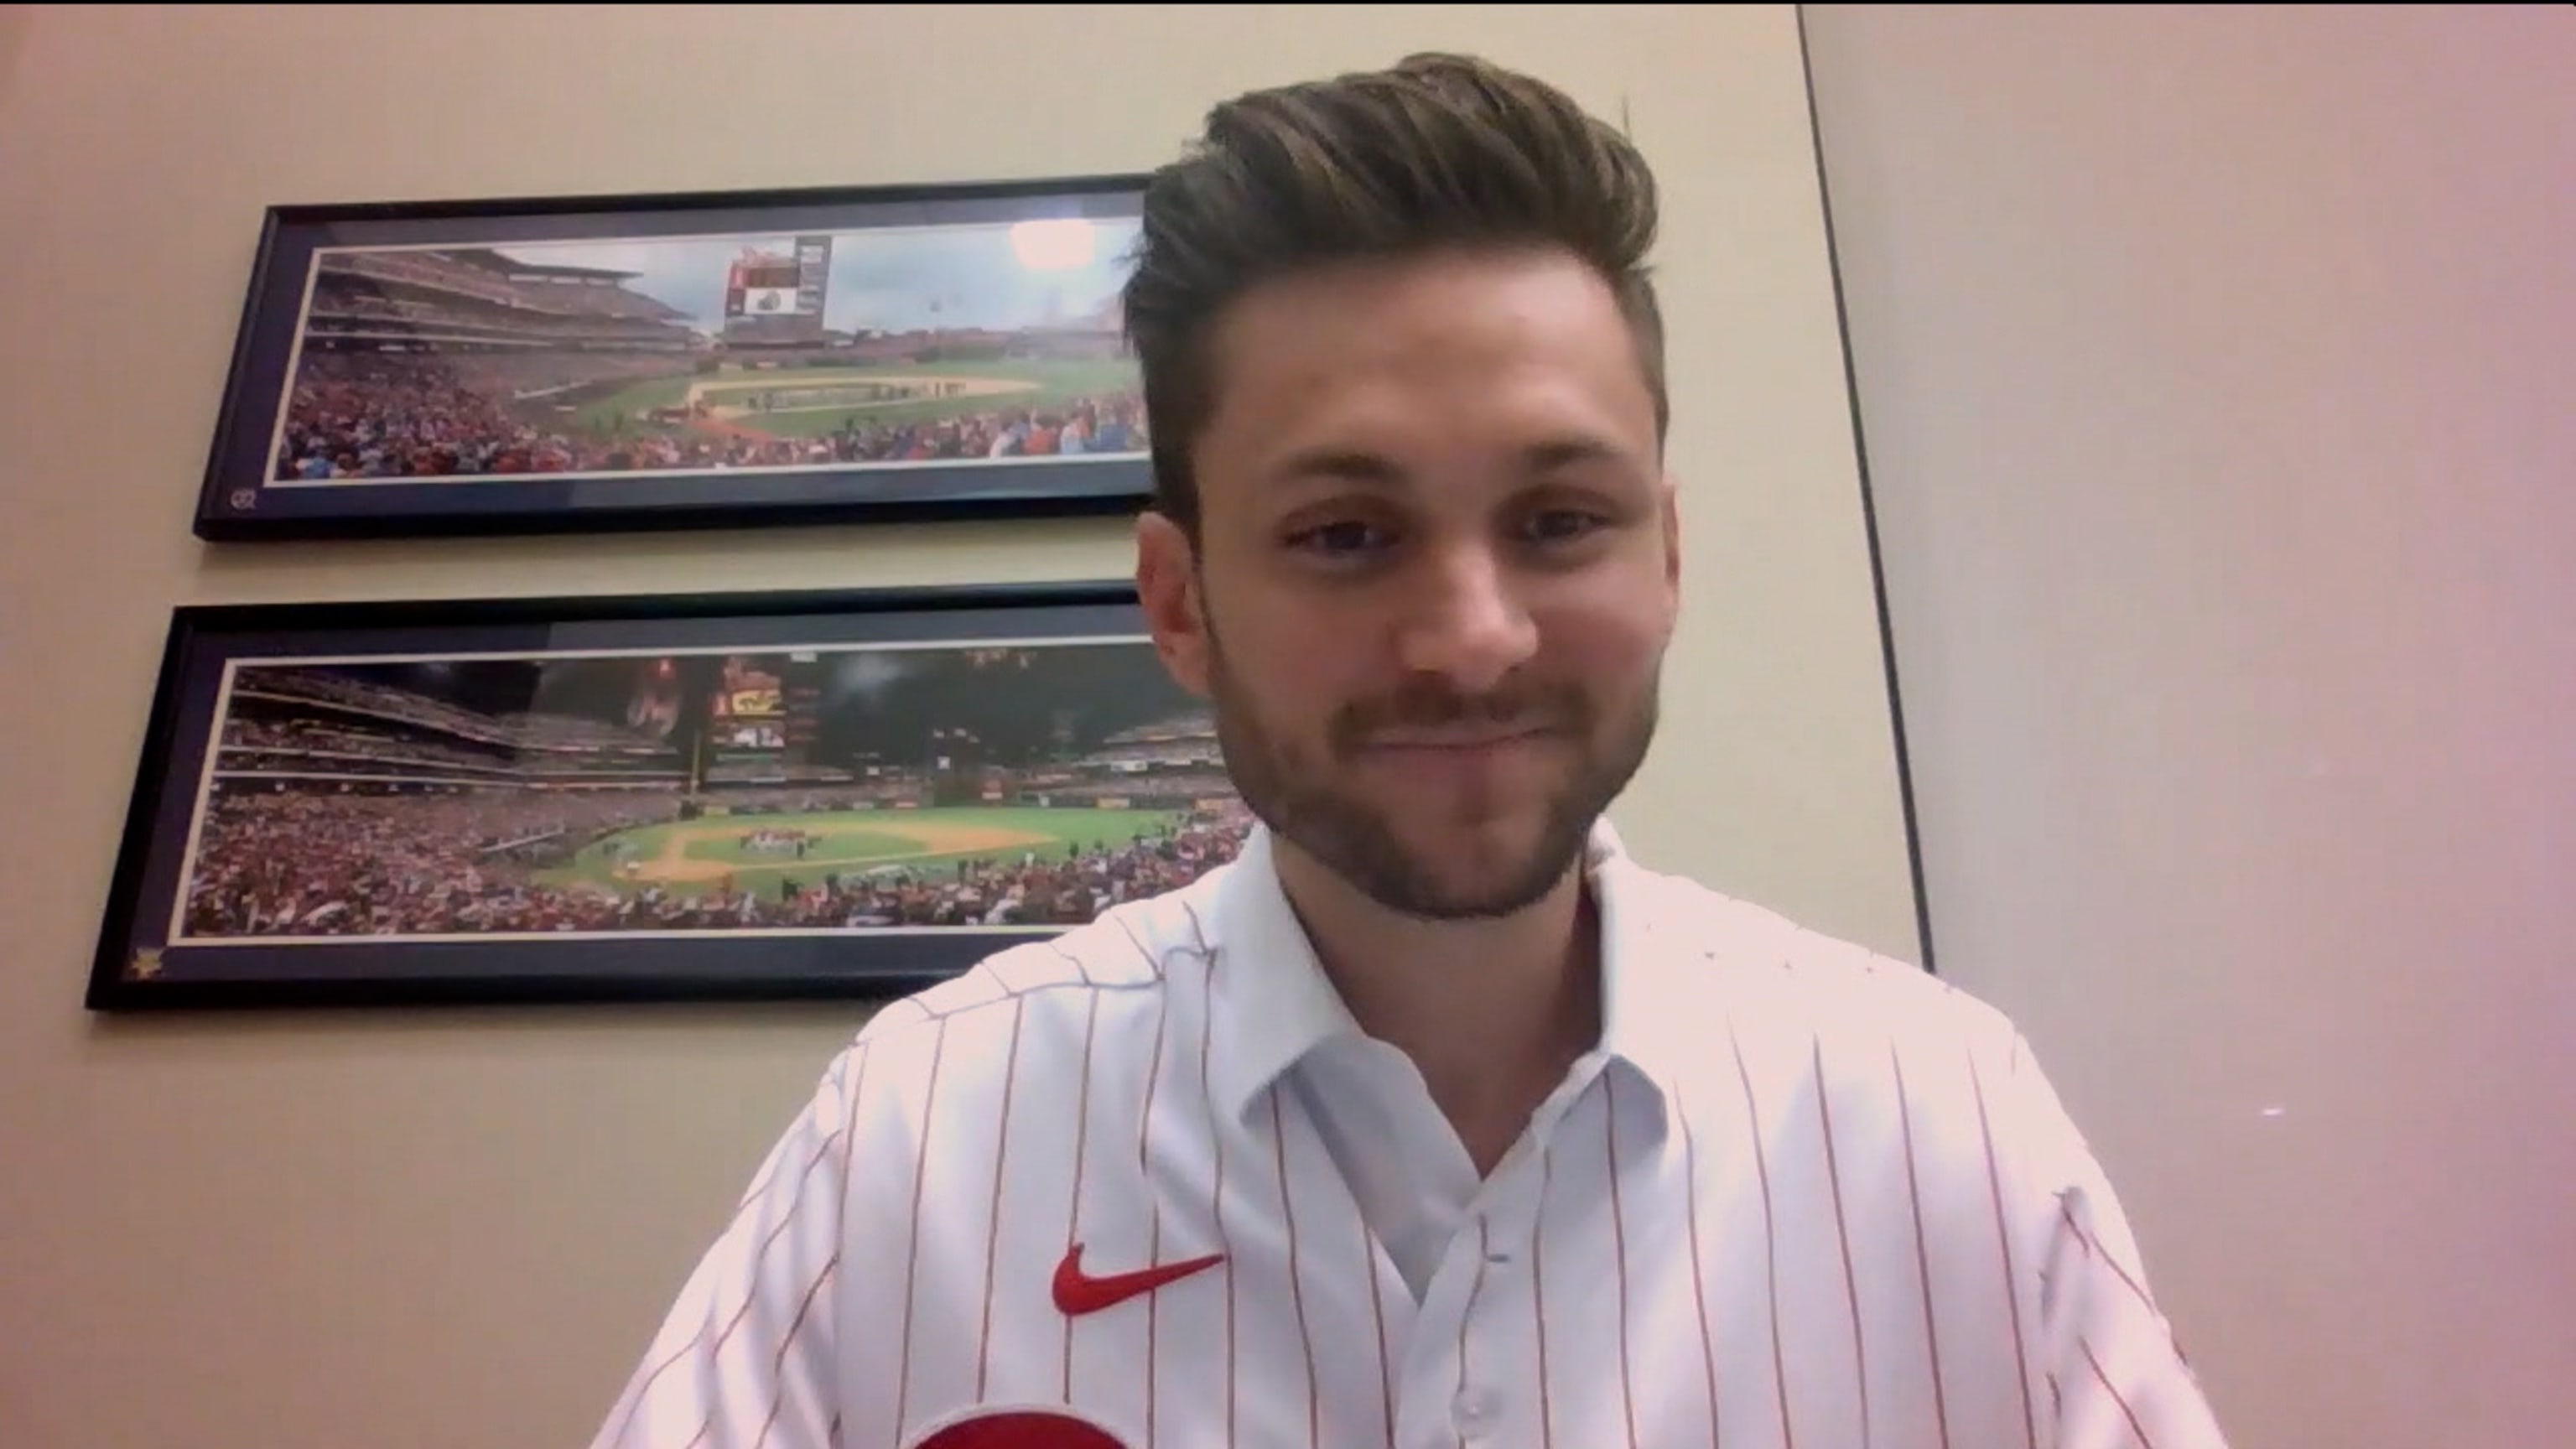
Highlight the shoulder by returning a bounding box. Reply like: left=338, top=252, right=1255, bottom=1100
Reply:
left=860, top=874, right=1216, bottom=1039
left=1609, top=854, right=2025, bottom=1065
left=810, top=878, right=1220, bottom=1119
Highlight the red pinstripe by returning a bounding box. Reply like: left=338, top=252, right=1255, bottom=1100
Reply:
left=2061, top=1200, right=2193, bottom=1384
left=1268, top=1089, right=1320, bottom=1449
left=911, top=979, right=1099, bottom=1026
left=1814, top=1041, right=1874, bottom=1449
left=1892, top=1050, right=1955, bottom=1449
left=1060, top=989, right=1103, bottom=1402
left=1603, top=1074, right=1641, bottom=1447
left=610, top=1319, right=709, bottom=1449
left=2060, top=1200, right=2161, bottom=1318
left=1728, top=1027, right=1797, bottom=1449
left=834, top=1047, right=873, bottom=1251
left=1678, top=1100, right=1722, bottom=1446
left=1177, top=897, right=1217, bottom=955
left=750, top=1257, right=839, bottom=1447
left=616, top=1119, right=851, bottom=1449
left=1111, top=912, right=1163, bottom=979
left=1137, top=979, right=1171, bottom=1449
left=974, top=995, right=1031, bottom=1399
left=1358, top=1163, right=1394, bottom=1446
left=1457, top=1218, right=1493, bottom=1449
left=729, top=1187, right=834, bottom=1353
left=891, top=1018, right=953, bottom=1442
left=1197, top=959, right=1236, bottom=1445
left=610, top=1036, right=875, bottom=1443
left=772, top=1256, right=837, bottom=1379
left=1968, top=1052, right=2040, bottom=1449
left=2082, top=1337, right=2155, bottom=1448
left=1531, top=1143, right=1558, bottom=1449
left=1045, top=938, right=1099, bottom=986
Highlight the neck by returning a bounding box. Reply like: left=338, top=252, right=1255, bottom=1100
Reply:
left=1270, top=837, right=1602, bottom=1175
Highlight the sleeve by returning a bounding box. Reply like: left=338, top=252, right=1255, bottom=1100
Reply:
left=2006, top=1032, right=2234, bottom=1449
left=586, top=1041, right=868, bottom=1449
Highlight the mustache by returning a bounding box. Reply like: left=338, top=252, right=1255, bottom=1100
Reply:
left=1327, top=678, right=1592, bottom=747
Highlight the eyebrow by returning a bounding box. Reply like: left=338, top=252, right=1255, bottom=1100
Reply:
left=1266, top=447, right=1406, bottom=488
left=1265, top=435, right=1634, bottom=488
left=1519, top=436, right=1633, bottom=473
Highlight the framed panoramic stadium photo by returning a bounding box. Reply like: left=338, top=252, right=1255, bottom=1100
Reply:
left=87, top=582, right=1245, bottom=1010
left=190, top=174, right=1155, bottom=542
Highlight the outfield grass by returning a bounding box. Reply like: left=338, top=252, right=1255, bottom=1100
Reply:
left=529, top=805, right=1188, bottom=901
left=681, top=825, right=925, bottom=868
left=571, top=360, right=1138, bottom=441
left=569, top=376, right=695, bottom=429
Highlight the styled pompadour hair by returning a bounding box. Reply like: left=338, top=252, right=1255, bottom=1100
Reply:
left=1121, top=52, right=1667, bottom=538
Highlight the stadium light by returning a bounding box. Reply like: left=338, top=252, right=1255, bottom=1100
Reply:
left=1010, top=218, right=1095, bottom=273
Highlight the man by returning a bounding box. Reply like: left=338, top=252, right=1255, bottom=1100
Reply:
left=589, top=54, right=2228, bottom=1449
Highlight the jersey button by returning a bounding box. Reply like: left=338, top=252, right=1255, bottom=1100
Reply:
left=1452, top=1385, right=1502, bottom=1438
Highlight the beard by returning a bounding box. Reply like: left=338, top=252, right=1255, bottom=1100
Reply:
left=1202, top=618, right=1659, bottom=922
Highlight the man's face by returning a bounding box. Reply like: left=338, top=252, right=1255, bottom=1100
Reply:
left=1136, top=246, right=1681, bottom=920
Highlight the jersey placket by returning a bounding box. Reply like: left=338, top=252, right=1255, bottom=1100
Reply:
left=1388, top=1053, right=1618, bottom=1449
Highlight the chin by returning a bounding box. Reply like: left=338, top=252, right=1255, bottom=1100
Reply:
left=1374, top=867, right=1571, bottom=923
left=1358, top=815, right=1589, bottom=922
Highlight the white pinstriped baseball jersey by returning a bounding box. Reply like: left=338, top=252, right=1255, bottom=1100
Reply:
left=589, top=821, right=2229, bottom=1449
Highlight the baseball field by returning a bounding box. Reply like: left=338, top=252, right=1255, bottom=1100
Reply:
left=571, top=358, right=1139, bottom=441
left=532, top=804, right=1190, bottom=900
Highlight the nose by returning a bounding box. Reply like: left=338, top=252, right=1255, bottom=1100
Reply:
left=1390, top=540, right=1540, bottom=693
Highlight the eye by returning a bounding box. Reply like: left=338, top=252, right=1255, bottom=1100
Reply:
left=1285, top=517, right=1394, bottom=558
left=1520, top=507, right=1610, bottom=544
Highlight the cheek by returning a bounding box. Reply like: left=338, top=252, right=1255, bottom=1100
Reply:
left=1535, top=599, right=1670, bottom=688
left=1208, top=569, right=1362, bottom=676
left=1217, top=610, right=1364, bottom=718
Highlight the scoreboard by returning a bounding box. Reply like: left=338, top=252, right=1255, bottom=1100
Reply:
left=701, top=651, right=827, bottom=783
left=723, top=234, right=833, bottom=344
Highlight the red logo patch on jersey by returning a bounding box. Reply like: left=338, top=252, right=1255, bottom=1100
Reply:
left=910, top=1407, right=1133, bottom=1448
left=1050, top=1242, right=1225, bottom=1317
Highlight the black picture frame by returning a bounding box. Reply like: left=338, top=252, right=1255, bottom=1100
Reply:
left=193, top=174, right=1156, bottom=543
left=88, top=581, right=1248, bottom=1012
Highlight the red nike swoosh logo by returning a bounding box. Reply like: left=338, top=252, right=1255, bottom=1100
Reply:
left=1052, top=1242, right=1225, bottom=1317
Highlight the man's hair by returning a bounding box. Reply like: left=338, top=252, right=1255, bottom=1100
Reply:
left=1121, top=52, right=1667, bottom=540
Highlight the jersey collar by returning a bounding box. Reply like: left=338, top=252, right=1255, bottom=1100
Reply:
left=1200, top=818, right=1685, bottom=1130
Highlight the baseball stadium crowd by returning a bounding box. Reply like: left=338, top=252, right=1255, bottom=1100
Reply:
left=1031, top=772, right=1234, bottom=803
left=823, top=811, right=1249, bottom=929
left=308, top=288, right=689, bottom=347
left=705, top=783, right=932, bottom=812
left=283, top=242, right=1152, bottom=480
left=187, top=672, right=1242, bottom=938
left=787, top=392, right=1148, bottom=466
left=273, top=351, right=684, bottom=481
left=181, top=783, right=1248, bottom=938
left=220, top=715, right=690, bottom=782
left=319, top=252, right=693, bottom=328
left=180, top=787, right=681, bottom=937
left=221, top=717, right=515, bottom=775
left=234, top=669, right=672, bottom=756
left=273, top=350, right=1147, bottom=483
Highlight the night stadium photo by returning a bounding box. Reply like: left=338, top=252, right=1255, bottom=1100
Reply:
left=192, top=177, right=1154, bottom=540
left=87, top=584, right=1244, bottom=1009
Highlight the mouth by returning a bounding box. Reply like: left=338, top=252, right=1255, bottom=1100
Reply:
left=1358, top=724, right=1558, bottom=753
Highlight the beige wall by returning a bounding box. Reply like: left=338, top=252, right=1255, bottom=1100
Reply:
left=0, top=6, right=29, bottom=100
left=1806, top=6, right=2574, bottom=1449
left=0, top=7, right=1909, bottom=1447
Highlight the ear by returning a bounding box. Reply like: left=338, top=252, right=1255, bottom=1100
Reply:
left=1135, top=509, right=1213, bottom=699
left=1659, top=470, right=1683, bottom=603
